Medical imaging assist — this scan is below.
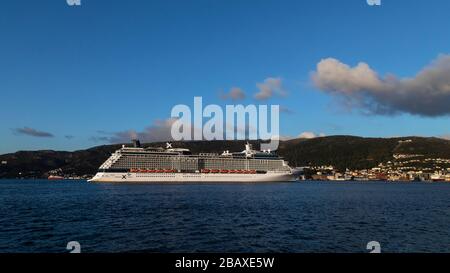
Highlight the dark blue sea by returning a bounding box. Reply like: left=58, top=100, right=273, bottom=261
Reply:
left=0, top=180, right=449, bottom=253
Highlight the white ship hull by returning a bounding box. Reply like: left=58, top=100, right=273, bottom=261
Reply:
left=88, top=171, right=294, bottom=183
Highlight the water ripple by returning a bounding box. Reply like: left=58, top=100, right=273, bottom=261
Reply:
left=0, top=180, right=450, bottom=253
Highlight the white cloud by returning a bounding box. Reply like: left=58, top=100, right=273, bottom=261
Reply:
left=270, top=135, right=296, bottom=141
left=220, top=87, right=246, bottom=101
left=93, top=118, right=179, bottom=144
left=298, top=132, right=326, bottom=139
left=277, top=132, right=326, bottom=140
left=312, top=54, right=450, bottom=116
left=254, top=77, right=286, bottom=100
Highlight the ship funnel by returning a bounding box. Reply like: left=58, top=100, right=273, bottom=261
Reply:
left=245, top=142, right=252, bottom=152
left=243, top=142, right=254, bottom=157
left=132, top=139, right=141, bottom=148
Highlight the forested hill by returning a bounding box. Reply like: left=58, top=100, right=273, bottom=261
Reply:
left=280, top=136, right=450, bottom=170
left=1, top=136, right=449, bottom=178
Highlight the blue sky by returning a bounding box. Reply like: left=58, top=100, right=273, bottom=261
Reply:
left=1, top=0, right=450, bottom=154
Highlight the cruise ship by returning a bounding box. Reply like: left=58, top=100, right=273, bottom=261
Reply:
left=88, top=140, right=295, bottom=182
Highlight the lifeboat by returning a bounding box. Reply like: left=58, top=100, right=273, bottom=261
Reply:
left=249, top=170, right=257, bottom=174
left=155, top=169, right=164, bottom=173
left=220, top=170, right=229, bottom=173
left=211, top=169, right=220, bottom=173
left=228, top=170, right=236, bottom=173
left=164, top=169, right=174, bottom=173
left=147, top=169, right=156, bottom=173
left=201, top=169, right=210, bottom=173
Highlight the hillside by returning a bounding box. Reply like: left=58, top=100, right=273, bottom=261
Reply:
left=1, top=136, right=449, bottom=178
left=280, top=136, right=450, bottom=170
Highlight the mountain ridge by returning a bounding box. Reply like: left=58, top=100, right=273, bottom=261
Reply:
left=1, top=136, right=449, bottom=178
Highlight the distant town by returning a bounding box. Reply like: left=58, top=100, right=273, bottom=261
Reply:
left=298, top=147, right=450, bottom=182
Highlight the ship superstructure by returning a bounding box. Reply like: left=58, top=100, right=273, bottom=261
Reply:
left=88, top=140, right=294, bottom=182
